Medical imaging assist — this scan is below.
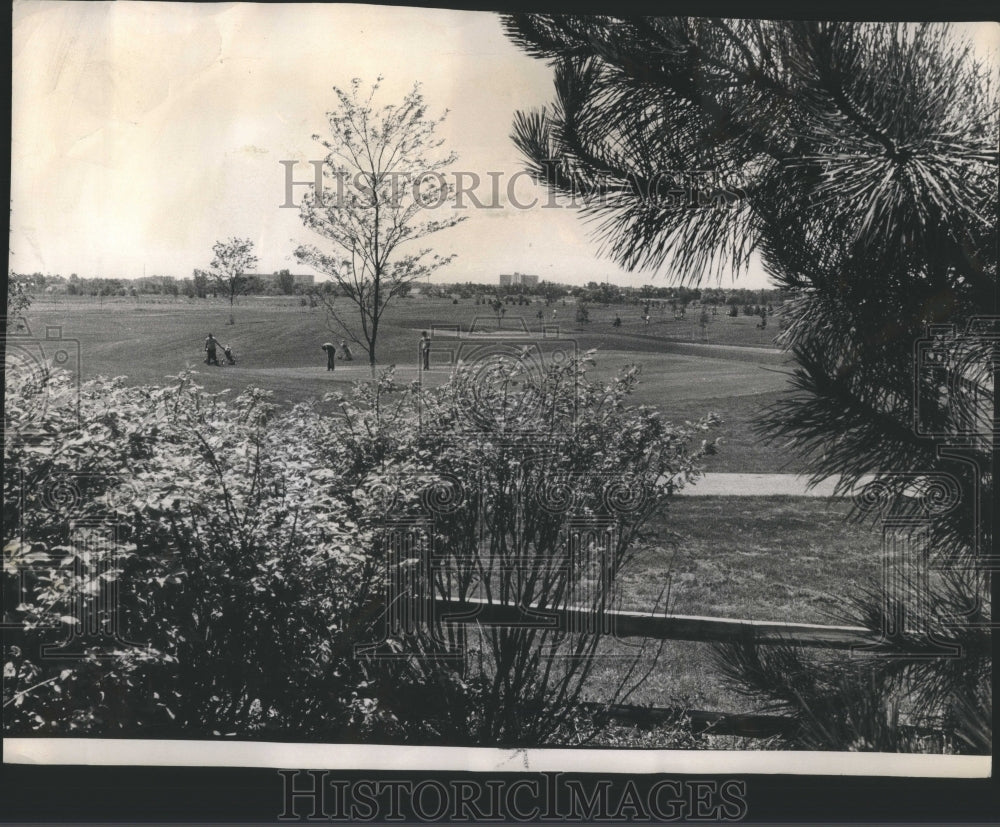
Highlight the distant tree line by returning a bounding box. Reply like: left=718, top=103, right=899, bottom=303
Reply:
left=13, top=269, right=788, bottom=308
left=9, top=270, right=341, bottom=300
left=409, top=280, right=786, bottom=308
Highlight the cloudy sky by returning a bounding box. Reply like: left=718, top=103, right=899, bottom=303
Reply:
left=10, top=3, right=999, bottom=289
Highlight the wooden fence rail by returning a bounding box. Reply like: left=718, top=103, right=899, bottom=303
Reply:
left=432, top=595, right=875, bottom=650
left=429, top=595, right=879, bottom=740
left=579, top=701, right=797, bottom=739
left=434, top=596, right=875, bottom=738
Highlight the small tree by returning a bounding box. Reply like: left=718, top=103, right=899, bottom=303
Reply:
left=191, top=269, right=208, bottom=299
left=208, top=237, right=258, bottom=325
left=698, top=306, right=711, bottom=341
left=276, top=269, right=296, bottom=295
left=297, top=77, right=465, bottom=375
left=488, top=296, right=504, bottom=326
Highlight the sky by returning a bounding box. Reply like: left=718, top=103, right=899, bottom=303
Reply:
left=10, top=3, right=1000, bottom=289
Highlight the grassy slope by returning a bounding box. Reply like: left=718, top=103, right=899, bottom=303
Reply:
left=22, top=296, right=804, bottom=472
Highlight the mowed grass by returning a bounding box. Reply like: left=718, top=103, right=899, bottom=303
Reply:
left=583, top=496, right=883, bottom=716
left=19, top=295, right=803, bottom=472
left=564, top=301, right=782, bottom=349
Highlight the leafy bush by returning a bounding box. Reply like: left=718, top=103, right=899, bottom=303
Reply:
left=3, top=370, right=404, bottom=739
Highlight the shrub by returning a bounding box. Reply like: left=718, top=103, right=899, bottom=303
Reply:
left=2, top=370, right=401, bottom=739
left=328, top=354, right=718, bottom=745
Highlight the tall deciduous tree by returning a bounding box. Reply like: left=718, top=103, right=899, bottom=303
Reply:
left=506, top=17, right=997, bottom=751
left=208, top=237, right=259, bottom=324
left=296, top=77, right=465, bottom=374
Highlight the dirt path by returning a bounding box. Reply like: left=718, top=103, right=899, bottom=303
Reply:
left=678, top=473, right=876, bottom=497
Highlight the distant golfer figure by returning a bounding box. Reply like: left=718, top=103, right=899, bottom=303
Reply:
left=613, top=315, right=622, bottom=328
left=321, top=342, right=337, bottom=371
left=204, top=333, right=220, bottom=365
left=420, top=331, right=431, bottom=370
left=340, top=340, right=353, bottom=361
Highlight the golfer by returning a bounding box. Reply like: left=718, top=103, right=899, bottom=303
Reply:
left=205, top=333, right=220, bottom=365
left=420, top=331, right=431, bottom=370
left=321, top=342, right=337, bottom=371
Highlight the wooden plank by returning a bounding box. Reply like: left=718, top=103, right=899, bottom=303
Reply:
left=578, top=702, right=946, bottom=741
left=432, top=595, right=874, bottom=650
left=578, top=701, right=797, bottom=738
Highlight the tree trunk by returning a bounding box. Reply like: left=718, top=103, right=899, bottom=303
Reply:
left=368, top=303, right=379, bottom=378
left=368, top=327, right=376, bottom=379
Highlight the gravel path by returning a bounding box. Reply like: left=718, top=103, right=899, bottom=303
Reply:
left=678, top=473, right=876, bottom=497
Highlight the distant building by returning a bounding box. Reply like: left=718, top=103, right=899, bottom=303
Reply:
left=499, top=272, right=539, bottom=288
left=134, top=275, right=178, bottom=293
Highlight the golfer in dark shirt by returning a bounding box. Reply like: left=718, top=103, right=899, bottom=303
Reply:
left=205, top=333, right=219, bottom=365
left=321, top=342, right=337, bottom=371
